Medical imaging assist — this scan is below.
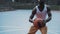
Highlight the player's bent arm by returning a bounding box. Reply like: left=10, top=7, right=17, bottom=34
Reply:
left=29, top=8, right=36, bottom=23
left=45, top=7, right=52, bottom=23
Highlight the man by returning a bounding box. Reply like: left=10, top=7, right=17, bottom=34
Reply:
left=28, top=0, right=52, bottom=34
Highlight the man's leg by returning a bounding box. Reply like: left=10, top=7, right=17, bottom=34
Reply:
left=28, top=26, right=38, bottom=34
left=39, top=26, right=47, bottom=34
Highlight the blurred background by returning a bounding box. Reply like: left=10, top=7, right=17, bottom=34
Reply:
left=0, top=0, right=60, bottom=11
left=0, top=0, right=60, bottom=34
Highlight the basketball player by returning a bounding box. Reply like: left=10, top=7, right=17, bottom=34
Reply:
left=28, top=0, right=52, bottom=34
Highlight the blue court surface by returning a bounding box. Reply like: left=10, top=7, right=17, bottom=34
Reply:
left=0, top=10, right=60, bottom=34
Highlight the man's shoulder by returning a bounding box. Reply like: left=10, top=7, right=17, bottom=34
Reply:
left=33, top=5, right=38, bottom=10
left=32, top=5, right=38, bottom=11
left=46, top=5, right=51, bottom=12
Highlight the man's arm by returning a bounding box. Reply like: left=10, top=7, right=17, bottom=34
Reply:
left=29, top=8, right=36, bottom=23
left=45, top=7, right=52, bottom=23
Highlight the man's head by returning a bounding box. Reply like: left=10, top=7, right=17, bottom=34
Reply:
left=38, top=0, right=45, bottom=5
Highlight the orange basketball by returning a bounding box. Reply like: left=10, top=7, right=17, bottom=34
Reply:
left=33, top=18, right=44, bottom=27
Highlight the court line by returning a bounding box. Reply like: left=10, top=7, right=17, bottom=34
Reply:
left=0, top=29, right=24, bottom=33
left=0, top=26, right=59, bottom=34
left=0, top=26, right=22, bottom=28
left=0, top=29, right=59, bottom=34
left=0, top=26, right=29, bottom=33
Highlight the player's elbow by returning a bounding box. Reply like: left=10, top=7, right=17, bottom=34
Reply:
left=29, top=19, right=33, bottom=23
left=29, top=19, right=31, bottom=22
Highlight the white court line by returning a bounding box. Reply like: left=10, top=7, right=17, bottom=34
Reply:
left=0, top=26, right=25, bottom=28
left=0, top=26, right=59, bottom=34
left=0, top=26, right=29, bottom=33
left=0, top=29, right=24, bottom=33
left=0, top=29, right=59, bottom=34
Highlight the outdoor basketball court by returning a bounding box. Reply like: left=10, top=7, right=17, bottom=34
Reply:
left=0, top=10, right=60, bottom=34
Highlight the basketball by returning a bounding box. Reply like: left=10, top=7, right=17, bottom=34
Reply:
left=33, top=18, right=45, bottom=27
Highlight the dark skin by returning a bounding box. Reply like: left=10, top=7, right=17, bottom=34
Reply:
left=29, top=2, right=52, bottom=24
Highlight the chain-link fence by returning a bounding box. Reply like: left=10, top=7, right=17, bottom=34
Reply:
left=0, top=0, right=60, bottom=10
